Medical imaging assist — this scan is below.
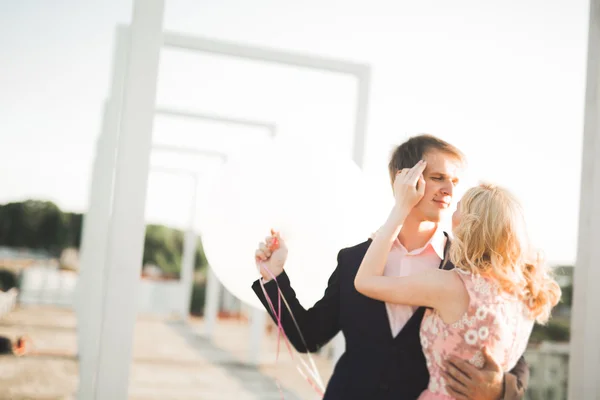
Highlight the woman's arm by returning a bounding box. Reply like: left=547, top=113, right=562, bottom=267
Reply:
left=356, top=266, right=462, bottom=310
left=354, top=206, right=465, bottom=313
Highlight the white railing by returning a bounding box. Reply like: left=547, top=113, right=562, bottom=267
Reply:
left=18, top=265, right=77, bottom=307
left=525, top=342, right=569, bottom=400
left=18, top=266, right=186, bottom=315
left=0, top=288, right=18, bottom=318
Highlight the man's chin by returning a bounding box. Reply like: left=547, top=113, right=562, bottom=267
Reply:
left=423, top=210, right=450, bottom=223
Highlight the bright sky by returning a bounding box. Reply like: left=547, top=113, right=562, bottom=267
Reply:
left=0, top=0, right=589, bottom=266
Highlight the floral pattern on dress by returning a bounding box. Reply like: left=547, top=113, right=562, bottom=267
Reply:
left=417, top=269, right=535, bottom=399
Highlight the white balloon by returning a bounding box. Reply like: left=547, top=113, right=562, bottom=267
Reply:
left=198, top=136, right=392, bottom=309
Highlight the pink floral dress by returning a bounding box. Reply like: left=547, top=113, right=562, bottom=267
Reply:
left=417, top=269, right=535, bottom=399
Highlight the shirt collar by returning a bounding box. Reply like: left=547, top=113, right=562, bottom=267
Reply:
left=373, top=225, right=447, bottom=259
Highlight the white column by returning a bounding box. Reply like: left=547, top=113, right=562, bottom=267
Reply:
left=221, top=289, right=238, bottom=313
left=568, top=1, right=600, bottom=399
left=56, top=269, right=65, bottom=306
left=180, top=229, right=197, bottom=318
left=330, top=72, right=369, bottom=366
left=202, top=267, right=222, bottom=337
left=76, top=26, right=129, bottom=399
left=180, top=176, right=198, bottom=319
left=77, top=103, right=120, bottom=399
left=93, top=1, right=164, bottom=398
left=248, top=307, right=266, bottom=365
left=351, top=68, right=370, bottom=168
left=39, top=266, right=50, bottom=304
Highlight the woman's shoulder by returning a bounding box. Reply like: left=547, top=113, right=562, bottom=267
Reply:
left=452, top=268, right=500, bottom=298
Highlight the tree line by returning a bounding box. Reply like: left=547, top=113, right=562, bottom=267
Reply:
left=0, top=200, right=207, bottom=277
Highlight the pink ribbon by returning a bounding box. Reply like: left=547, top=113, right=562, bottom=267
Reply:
left=257, top=261, right=326, bottom=399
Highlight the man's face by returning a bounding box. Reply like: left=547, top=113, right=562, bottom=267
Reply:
left=411, top=150, right=464, bottom=222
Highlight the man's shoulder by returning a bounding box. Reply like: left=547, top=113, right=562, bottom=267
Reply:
left=338, top=238, right=372, bottom=261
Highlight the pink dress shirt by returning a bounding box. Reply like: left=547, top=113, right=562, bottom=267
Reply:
left=381, top=229, right=446, bottom=337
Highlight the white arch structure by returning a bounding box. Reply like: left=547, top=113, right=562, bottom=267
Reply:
left=73, top=0, right=600, bottom=399
left=568, top=0, right=600, bottom=398
left=149, top=147, right=225, bottom=321
left=78, top=79, right=276, bottom=400
left=77, top=1, right=371, bottom=398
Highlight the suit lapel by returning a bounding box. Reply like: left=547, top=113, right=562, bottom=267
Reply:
left=356, top=239, right=396, bottom=340
left=358, top=234, right=454, bottom=340
left=440, top=232, right=454, bottom=271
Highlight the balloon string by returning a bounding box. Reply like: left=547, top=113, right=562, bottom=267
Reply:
left=256, top=236, right=325, bottom=398
left=263, top=234, right=325, bottom=390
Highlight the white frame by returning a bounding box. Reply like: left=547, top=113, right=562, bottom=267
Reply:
left=161, top=32, right=370, bottom=166
left=149, top=153, right=268, bottom=367
left=149, top=166, right=200, bottom=319
left=568, top=0, right=600, bottom=397
left=81, top=1, right=371, bottom=397
left=149, top=148, right=223, bottom=321
left=77, top=31, right=279, bottom=399
left=79, top=104, right=276, bottom=398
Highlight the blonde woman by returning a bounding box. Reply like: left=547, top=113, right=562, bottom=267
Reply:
left=355, top=161, right=561, bottom=400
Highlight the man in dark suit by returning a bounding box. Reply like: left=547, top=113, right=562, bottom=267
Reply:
left=252, top=134, right=529, bottom=400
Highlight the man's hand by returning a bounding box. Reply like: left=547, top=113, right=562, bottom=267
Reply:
left=255, top=230, right=288, bottom=282
left=442, top=347, right=504, bottom=400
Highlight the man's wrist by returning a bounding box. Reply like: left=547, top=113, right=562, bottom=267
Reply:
left=261, top=270, right=284, bottom=283
left=497, top=372, right=506, bottom=400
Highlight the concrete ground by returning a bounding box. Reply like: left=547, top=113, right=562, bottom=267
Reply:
left=0, top=306, right=333, bottom=400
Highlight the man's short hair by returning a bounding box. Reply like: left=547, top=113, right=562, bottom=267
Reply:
left=387, top=134, right=466, bottom=183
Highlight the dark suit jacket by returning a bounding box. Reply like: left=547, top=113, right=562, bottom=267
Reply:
left=252, top=238, right=529, bottom=400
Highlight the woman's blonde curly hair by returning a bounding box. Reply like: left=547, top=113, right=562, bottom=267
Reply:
left=450, top=183, right=561, bottom=324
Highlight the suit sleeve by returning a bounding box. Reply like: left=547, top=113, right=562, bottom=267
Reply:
left=503, top=355, right=529, bottom=400
left=251, top=250, right=343, bottom=353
